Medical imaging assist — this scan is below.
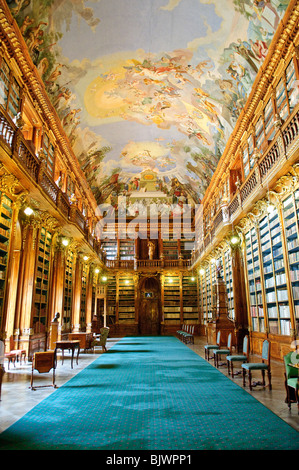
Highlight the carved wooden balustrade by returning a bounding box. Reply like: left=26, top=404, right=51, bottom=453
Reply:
left=191, top=108, right=299, bottom=266
left=0, top=108, right=97, bottom=252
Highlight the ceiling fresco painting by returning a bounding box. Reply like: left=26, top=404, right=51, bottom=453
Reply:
left=7, top=0, right=289, bottom=208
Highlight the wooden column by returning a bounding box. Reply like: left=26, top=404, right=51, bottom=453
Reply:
left=15, top=217, right=40, bottom=356
left=231, top=243, right=249, bottom=351
left=3, top=198, right=22, bottom=341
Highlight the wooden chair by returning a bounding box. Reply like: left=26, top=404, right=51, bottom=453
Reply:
left=242, top=339, right=272, bottom=391
left=283, top=351, right=299, bottom=414
left=5, top=336, right=26, bottom=369
left=183, top=325, right=195, bottom=344
left=204, top=330, right=221, bottom=361
left=213, top=332, right=233, bottom=368
left=30, top=350, right=57, bottom=390
left=226, top=335, right=249, bottom=378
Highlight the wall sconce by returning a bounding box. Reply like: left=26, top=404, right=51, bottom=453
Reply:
left=125, top=279, right=129, bottom=284
left=210, top=258, right=216, bottom=264
left=168, top=278, right=173, bottom=283
left=230, top=235, right=240, bottom=246
left=95, top=268, right=100, bottom=274
left=101, top=275, right=108, bottom=282
left=199, top=268, right=205, bottom=276
left=191, top=276, right=195, bottom=282
left=62, top=238, right=69, bottom=246
left=83, top=255, right=89, bottom=261
left=24, top=207, right=34, bottom=216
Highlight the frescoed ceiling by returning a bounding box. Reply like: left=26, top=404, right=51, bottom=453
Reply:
left=7, top=0, right=289, bottom=207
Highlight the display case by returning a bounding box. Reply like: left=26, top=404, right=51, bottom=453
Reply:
left=33, top=227, right=52, bottom=333
left=0, top=193, right=12, bottom=330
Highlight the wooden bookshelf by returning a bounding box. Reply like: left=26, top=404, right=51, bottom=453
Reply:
left=63, top=250, right=74, bottom=332
left=118, top=275, right=135, bottom=323
left=102, top=240, right=117, bottom=260
left=163, top=275, right=180, bottom=324
left=80, top=263, right=88, bottom=330
left=119, top=240, right=135, bottom=260
left=244, top=227, right=265, bottom=333
left=0, top=193, right=12, bottom=330
left=282, top=190, right=299, bottom=335
left=33, top=227, right=52, bottom=334
left=107, top=274, right=116, bottom=325
left=182, top=275, right=198, bottom=322
left=223, top=249, right=235, bottom=321
left=163, top=240, right=178, bottom=260
left=259, top=208, right=289, bottom=335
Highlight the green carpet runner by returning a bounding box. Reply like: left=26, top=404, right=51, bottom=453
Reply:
left=0, top=336, right=298, bottom=450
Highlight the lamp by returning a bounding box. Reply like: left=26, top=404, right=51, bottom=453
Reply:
left=101, top=275, right=108, bottom=282
left=24, top=207, right=34, bottom=216
left=83, top=255, right=89, bottom=261
left=95, top=268, right=100, bottom=274
left=199, top=268, right=205, bottom=276
left=230, top=234, right=240, bottom=246
left=62, top=238, right=69, bottom=246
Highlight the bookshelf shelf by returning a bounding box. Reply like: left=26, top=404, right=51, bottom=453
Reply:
left=182, top=275, right=198, bottom=322
left=163, top=275, right=180, bottom=324
left=0, top=193, right=12, bottom=330
left=33, top=227, right=52, bottom=334
left=63, top=250, right=74, bottom=332
left=118, top=276, right=135, bottom=323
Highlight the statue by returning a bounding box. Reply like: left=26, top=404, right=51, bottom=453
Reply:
left=148, top=240, right=155, bottom=260
left=52, top=312, right=60, bottom=322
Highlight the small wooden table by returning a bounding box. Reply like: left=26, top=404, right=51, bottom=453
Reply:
left=55, top=340, right=80, bottom=368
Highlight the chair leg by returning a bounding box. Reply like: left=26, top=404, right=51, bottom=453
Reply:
left=231, top=362, right=234, bottom=378
left=242, top=368, right=246, bottom=387
left=268, top=370, right=272, bottom=390
left=227, top=360, right=230, bottom=375
left=248, top=370, right=253, bottom=391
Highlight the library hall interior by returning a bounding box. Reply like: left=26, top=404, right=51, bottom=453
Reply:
left=0, top=0, right=299, bottom=452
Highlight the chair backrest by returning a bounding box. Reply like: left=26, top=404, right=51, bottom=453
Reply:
left=284, top=351, right=299, bottom=380
left=242, top=335, right=249, bottom=356
left=227, top=332, right=232, bottom=349
left=261, top=340, right=270, bottom=364
left=216, top=330, right=221, bottom=345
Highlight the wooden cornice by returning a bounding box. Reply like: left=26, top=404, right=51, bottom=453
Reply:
left=202, top=0, right=299, bottom=208
left=0, top=0, right=98, bottom=214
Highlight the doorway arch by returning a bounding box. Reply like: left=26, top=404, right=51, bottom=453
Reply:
left=138, top=276, right=161, bottom=335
